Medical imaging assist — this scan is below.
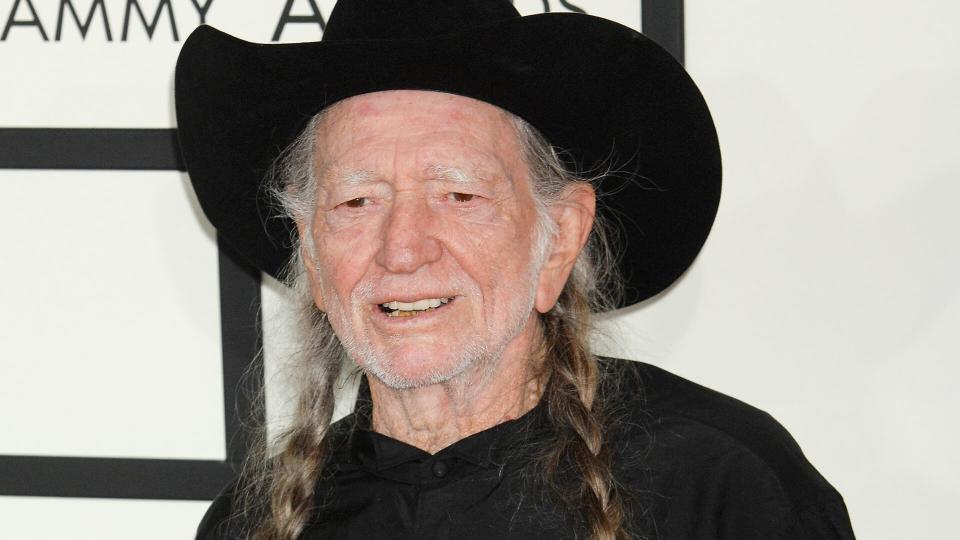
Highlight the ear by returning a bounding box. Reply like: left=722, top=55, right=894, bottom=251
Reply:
left=296, top=221, right=326, bottom=312
left=535, top=182, right=596, bottom=313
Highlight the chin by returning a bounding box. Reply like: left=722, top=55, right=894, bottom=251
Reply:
left=358, top=344, right=484, bottom=390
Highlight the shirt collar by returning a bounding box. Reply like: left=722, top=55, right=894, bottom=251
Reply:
left=341, top=375, right=550, bottom=472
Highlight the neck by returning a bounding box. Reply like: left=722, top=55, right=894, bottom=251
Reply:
left=367, top=317, right=545, bottom=454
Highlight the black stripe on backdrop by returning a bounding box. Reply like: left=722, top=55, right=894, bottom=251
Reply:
left=217, top=237, right=264, bottom=468
left=0, top=457, right=234, bottom=500
left=0, top=0, right=682, bottom=501
left=643, top=0, right=685, bottom=64
left=0, top=129, right=184, bottom=170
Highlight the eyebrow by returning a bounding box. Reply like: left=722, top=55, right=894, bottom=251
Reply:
left=324, top=167, right=376, bottom=188
left=426, top=164, right=484, bottom=185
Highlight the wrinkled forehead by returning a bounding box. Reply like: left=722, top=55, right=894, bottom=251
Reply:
left=310, top=90, right=528, bottom=180
left=319, top=90, right=516, bottom=133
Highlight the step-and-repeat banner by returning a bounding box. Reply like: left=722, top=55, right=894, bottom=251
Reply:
left=5, top=2, right=960, bottom=539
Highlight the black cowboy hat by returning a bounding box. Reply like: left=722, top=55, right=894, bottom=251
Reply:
left=175, top=0, right=721, bottom=308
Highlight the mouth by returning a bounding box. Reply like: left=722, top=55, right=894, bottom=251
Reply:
left=378, top=297, right=453, bottom=318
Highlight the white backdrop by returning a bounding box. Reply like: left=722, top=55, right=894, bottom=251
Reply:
left=1, top=0, right=958, bottom=538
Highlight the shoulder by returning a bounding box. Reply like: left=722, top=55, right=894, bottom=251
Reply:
left=598, top=356, right=829, bottom=490
left=598, top=357, right=855, bottom=539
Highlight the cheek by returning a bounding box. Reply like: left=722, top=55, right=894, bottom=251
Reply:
left=312, top=222, right=380, bottom=297
left=477, top=208, right=537, bottom=264
left=442, top=212, right=538, bottom=293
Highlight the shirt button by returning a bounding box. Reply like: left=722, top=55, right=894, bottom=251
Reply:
left=431, top=460, right=448, bottom=478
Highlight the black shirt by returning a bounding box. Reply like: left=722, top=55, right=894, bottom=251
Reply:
left=197, top=358, right=855, bottom=539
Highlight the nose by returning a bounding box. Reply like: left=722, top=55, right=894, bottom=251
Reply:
left=375, top=193, right=442, bottom=273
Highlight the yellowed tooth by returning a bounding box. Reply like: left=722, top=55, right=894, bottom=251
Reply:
left=383, top=297, right=450, bottom=316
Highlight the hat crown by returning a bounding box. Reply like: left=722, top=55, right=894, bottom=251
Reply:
left=323, top=0, right=520, bottom=41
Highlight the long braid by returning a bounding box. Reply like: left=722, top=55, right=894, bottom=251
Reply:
left=234, top=278, right=346, bottom=540
left=259, top=322, right=340, bottom=539
left=239, top=281, right=347, bottom=540
left=539, top=287, right=629, bottom=540
left=516, top=116, right=630, bottom=539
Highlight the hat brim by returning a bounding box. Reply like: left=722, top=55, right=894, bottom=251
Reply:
left=175, top=15, right=721, bottom=308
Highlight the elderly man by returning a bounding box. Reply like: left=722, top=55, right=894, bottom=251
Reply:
left=177, top=1, right=854, bottom=539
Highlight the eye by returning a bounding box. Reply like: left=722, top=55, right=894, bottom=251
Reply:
left=342, top=197, right=368, bottom=208
left=449, top=192, right=475, bottom=203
